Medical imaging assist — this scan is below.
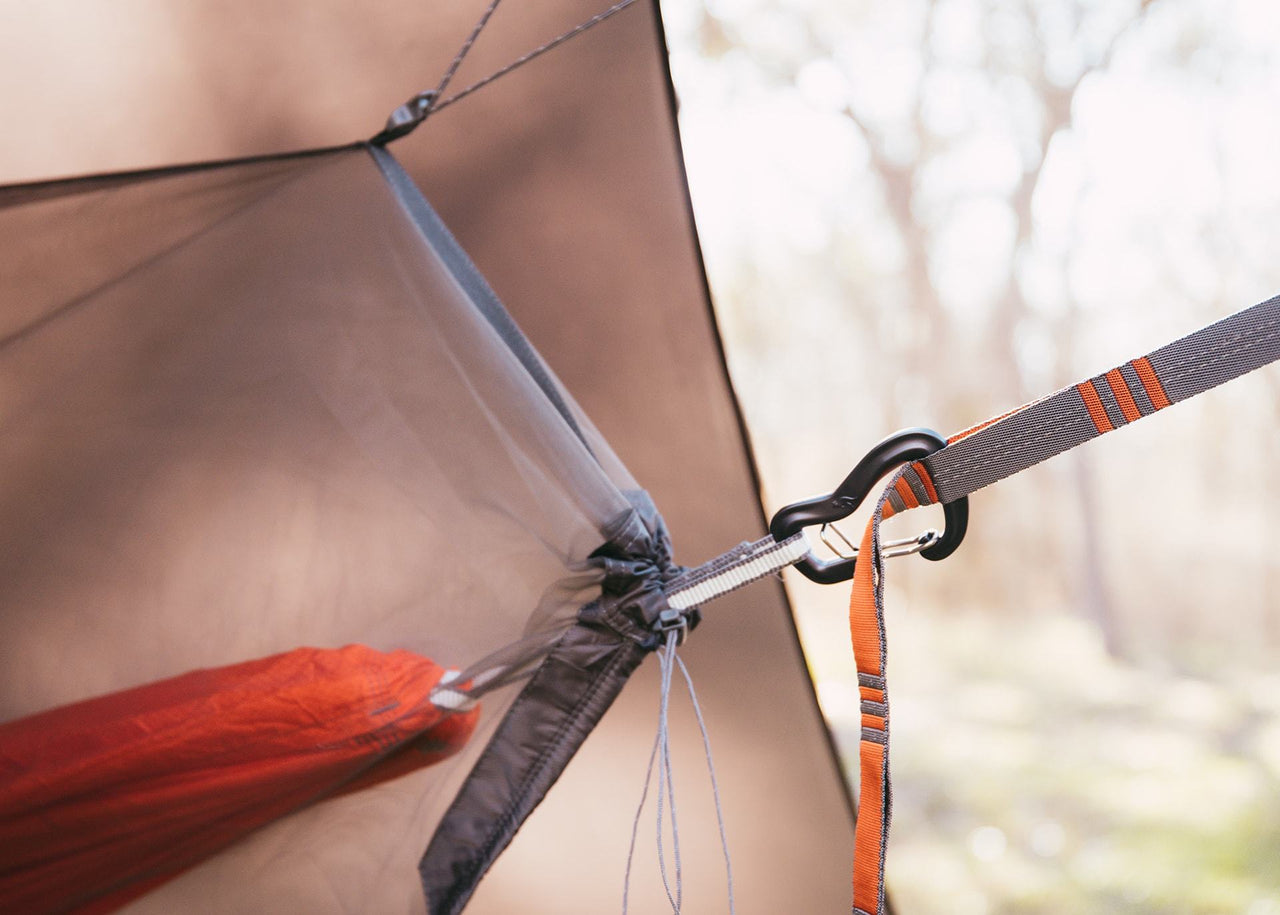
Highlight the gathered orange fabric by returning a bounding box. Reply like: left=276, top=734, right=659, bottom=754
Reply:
left=0, top=645, right=478, bottom=914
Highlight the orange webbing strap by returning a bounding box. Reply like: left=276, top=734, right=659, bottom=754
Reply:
left=848, top=479, right=899, bottom=915
left=844, top=295, right=1280, bottom=914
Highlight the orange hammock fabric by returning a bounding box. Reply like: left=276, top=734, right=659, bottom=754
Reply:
left=0, top=644, right=478, bottom=914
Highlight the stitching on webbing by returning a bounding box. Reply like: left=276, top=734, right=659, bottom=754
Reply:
left=933, top=308, right=1279, bottom=493
left=931, top=409, right=1093, bottom=489
left=1154, top=313, right=1279, bottom=378
left=936, top=396, right=1091, bottom=486
left=1157, top=321, right=1280, bottom=388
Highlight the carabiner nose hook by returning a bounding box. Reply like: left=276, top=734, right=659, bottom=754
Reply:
left=768, top=428, right=969, bottom=584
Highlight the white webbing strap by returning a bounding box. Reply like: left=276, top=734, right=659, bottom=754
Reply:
left=664, top=532, right=809, bottom=611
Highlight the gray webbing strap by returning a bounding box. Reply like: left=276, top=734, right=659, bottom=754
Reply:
left=917, top=294, right=1280, bottom=506
left=846, top=295, right=1280, bottom=915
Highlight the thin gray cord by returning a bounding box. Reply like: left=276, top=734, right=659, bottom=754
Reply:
left=623, top=631, right=684, bottom=914
left=677, top=654, right=736, bottom=914
left=625, top=629, right=741, bottom=914
left=654, top=632, right=682, bottom=912
left=429, top=0, right=503, bottom=111
left=622, top=723, right=663, bottom=914
left=432, top=0, right=639, bottom=114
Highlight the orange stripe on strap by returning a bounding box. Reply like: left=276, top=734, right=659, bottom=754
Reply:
left=850, top=515, right=889, bottom=914
left=859, top=686, right=885, bottom=704
left=852, top=738, right=886, bottom=914
left=1077, top=380, right=1114, bottom=433
left=893, top=477, right=919, bottom=510
left=1104, top=368, right=1142, bottom=423
left=1132, top=356, right=1171, bottom=409
left=861, top=713, right=886, bottom=731
left=849, top=520, right=884, bottom=677
left=880, top=503, right=896, bottom=520
left=912, top=461, right=939, bottom=504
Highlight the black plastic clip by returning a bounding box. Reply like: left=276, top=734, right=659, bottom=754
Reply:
left=652, top=607, right=693, bottom=647
left=768, top=427, right=969, bottom=584
left=371, top=90, right=438, bottom=145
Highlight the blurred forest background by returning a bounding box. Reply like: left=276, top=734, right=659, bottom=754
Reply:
left=662, top=0, right=1280, bottom=911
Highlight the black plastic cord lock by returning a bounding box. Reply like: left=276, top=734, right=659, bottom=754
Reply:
left=768, top=427, right=969, bottom=584
left=652, top=607, right=693, bottom=647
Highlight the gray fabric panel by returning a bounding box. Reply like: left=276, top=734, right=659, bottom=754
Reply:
left=420, top=625, right=649, bottom=915
left=861, top=727, right=887, bottom=744
left=886, top=490, right=906, bottom=514
left=922, top=387, right=1098, bottom=504
left=858, top=673, right=886, bottom=690
left=901, top=466, right=931, bottom=506
left=861, top=700, right=888, bottom=717
left=420, top=493, right=682, bottom=914
left=1147, top=294, right=1280, bottom=404
left=1120, top=362, right=1155, bottom=416
left=1094, top=375, right=1127, bottom=429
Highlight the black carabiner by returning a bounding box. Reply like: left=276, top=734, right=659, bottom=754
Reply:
left=768, top=427, right=969, bottom=584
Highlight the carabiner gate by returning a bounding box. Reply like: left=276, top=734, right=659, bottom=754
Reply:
left=768, top=428, right=969, bottom=584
